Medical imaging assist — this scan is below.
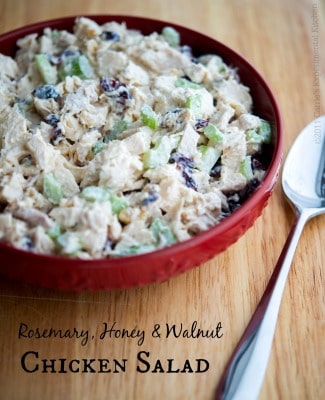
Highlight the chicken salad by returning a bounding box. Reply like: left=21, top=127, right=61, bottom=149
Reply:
left=0, top=17, right=272, bottom=258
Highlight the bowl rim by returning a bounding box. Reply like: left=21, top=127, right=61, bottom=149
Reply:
left=0, top=14, right=284, bottom=268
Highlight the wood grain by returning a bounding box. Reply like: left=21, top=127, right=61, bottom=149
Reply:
left=0, top=0, right=324, bottom=399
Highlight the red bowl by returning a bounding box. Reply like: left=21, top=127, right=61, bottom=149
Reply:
left=0, top=15, right=283, bottom=290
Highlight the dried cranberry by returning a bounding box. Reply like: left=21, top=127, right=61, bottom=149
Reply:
left=142, top=190, right=159, bottom=206
left=51, top=126, right=63, bottom=145
left=62, top=49, right=80, bottom=58
left=183, top=174, right=198, bottom=191
left=22, top=236, right=34, bottom=250
left=223, top=201, right=240, bottom=214
left=32, top=85, right=59, bottom=100
left=170, top=152, right=195, bottom=169
left=100, top=77, right=132, bottom=106
left=210, top=164, right=222, bottom=179
left=223, top=178, right=260, bottom=214
left=102, top=238, right=113, bottom=253
left=194, top=119, right=209, bottom=130
left=239, top=178, right=260, bottom=198
left=100, top=31, right=120, bottom=41
left=180, top=45, right=194, bottom=60
left=170, top=152, right=198, bottom=191
left=118, top=84, right=131, bottom=100
left=45, top=114, right=60, bottom=127
left=49, top=55, right=61, bottom=65
left=100, top=77, right=120, bottom=92
left=116, top=84, right=132, bottom=105
left=171, top=108, right=182, bottom=114
left=251, top=154, right=266, bottom=171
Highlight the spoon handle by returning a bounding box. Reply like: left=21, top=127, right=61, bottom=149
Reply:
left=215, top=209, right=312, bottom=400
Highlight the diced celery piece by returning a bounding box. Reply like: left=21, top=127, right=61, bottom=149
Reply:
left=141, top=105, right=159, bottom=130
left=59, top=54, right=93, bottom=80
left=72, top=55, right=93, bottom=79
left=46, top=223, right=61, bottom=239
left=143, top=147, right=169, bottom=169
left=258, top=119, right=272, bottom=144
left=240, top=156, right=254, bottom=180
left=104, top=120, right=128, bottom=142
left=51, top=30, right=60, bottom=41
left=143, top=135, right=179, bottom=169
left=113, top=243, right=156, bottom=256
left=43, top=173, right=63, bottom=204
left=80, top=186, right=110, bottom=202
left=175, top=77, right=201, bottom=90
left=114, top=120, right=129, bottom=133
left=35, top=53, right=57, bottom=85
left=56, top=232, right=81, bottom=256
left=58, top=60, right=71, bottom=80
left=245, top=129, right=263, bottom=144
left=203, top=124, right=224, bottom=142
left=151, top=218, right=176, bottom=247
left=246, top=120, right=272, bottom=145
left=92, top=139, right=104, bottom=155
left=109, top=194, right=128, bottom=215
left=81, top=186, right=127, bottom=214
left=197, top=145, right=221, bottom=173
left=162, top=26, right=180, bottom=47
left=214, top=56, right=228, bottom=74
left=185, top=94, right=202, bottom=119
left=14, top=101, right=27, bottom=116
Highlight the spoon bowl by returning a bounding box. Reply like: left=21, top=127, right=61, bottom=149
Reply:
left=283, top=117, right=325, bottom=211
left=216, top=115, right=325, bottom=400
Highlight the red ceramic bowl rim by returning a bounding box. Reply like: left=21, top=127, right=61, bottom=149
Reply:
left=0, top=15, right=284, bottom=269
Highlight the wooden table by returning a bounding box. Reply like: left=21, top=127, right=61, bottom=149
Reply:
left=0, top=0, right=324, bottom=399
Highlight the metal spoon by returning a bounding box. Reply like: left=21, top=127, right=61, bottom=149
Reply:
left=215, top=116, right=325, bottom=400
